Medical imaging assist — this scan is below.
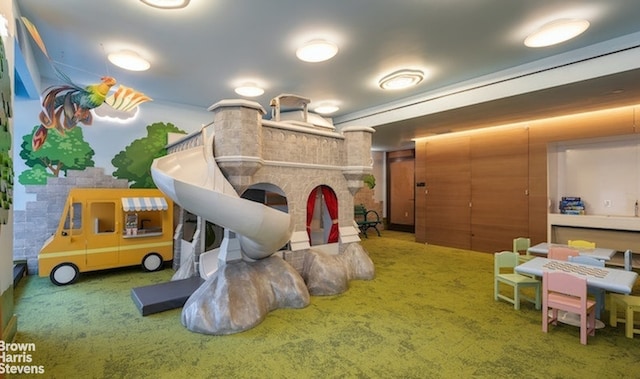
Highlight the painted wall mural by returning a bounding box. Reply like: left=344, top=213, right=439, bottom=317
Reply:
left=19, top=125, right=94, bottom=184
left=0, top=33, right=13, bottom=225
left=21, top=17, right=152, bottom=151
left=112, top=122, right=185, bottom=188
left=18, top=121, right=185, bottom=188
left=15, top=18, right=186, bottom=190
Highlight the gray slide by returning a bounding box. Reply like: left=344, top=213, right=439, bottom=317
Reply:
left=151, top=129, right=292, bottom=262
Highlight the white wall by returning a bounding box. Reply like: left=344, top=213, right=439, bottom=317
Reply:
left=549, top=134, right=640, bottom=216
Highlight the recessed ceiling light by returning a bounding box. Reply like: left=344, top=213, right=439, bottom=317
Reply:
left=107, top=50, right=150, bottom=71
left=93, top=103, right=139, bottom=123
left=314, top=103, right=339, bottom=114
left=140, top=0, right=190, bottom=9
left=524, top=18, right=590, bottom=48
left=235, top=84, right=264, bottom=97
left=378, top=69, right=424, bottom=90
left=296, top=40, right=338, bottom=63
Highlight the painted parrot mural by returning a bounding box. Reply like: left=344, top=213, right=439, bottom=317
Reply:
left=21, top=17, right=152, bottom=151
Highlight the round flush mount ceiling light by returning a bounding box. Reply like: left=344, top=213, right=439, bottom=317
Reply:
left=314, top=103, right=340, bottom=115
left=524, top=18, right=590, bottom=47
left=140, top=0, right=190, bottom=9
left=378, top=69, right=425, bottom=90
left=296, top=40, right=339, bottom=63
left=108, top=50, right=150, bottom=71
left=234, top=83, right=264, bottom=97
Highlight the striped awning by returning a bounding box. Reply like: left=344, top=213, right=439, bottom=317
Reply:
left=121, top=197, right=168, bottom=211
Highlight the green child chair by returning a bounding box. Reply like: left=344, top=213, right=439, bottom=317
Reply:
left=513, top=237, right=533, bottom=263
left=494, top=251, right=541, bottom=310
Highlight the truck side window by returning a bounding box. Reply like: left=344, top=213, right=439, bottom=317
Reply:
left=63, top=202, right=83, bottom=236
left=91, top=202, right=116, bottom=234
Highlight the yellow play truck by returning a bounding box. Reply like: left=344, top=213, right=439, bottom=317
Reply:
left=38, top=188, right=174, bottom=285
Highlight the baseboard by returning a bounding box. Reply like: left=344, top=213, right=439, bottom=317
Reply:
left=13, top=262, right=27, bottom=287
left=1, top=285, right=17, bottom=343
left=386, top=224, right=415, bottom=233
left=2, top=314, right=17, bottom=343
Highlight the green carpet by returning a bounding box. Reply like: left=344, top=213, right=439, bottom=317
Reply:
left=9, top=231, right=640, bottom=379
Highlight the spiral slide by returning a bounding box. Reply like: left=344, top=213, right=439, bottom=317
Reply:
left=150, top=130, right=293, bottom=276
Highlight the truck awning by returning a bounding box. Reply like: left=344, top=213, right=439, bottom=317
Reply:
left=121, top=197, right=168, bottom=211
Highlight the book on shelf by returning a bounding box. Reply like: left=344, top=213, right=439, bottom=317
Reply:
left=559, top=196, right=585, bottom=215
left=560, top=209, right=585, bottom=215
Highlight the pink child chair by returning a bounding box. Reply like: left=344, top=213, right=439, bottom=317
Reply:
left=542, top=271, right=597, bottom=345
left=548, top=246, right=579, bottom=261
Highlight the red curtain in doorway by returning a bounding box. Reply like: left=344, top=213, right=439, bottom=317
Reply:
left=306, top=188, right=318, bottom=241
left=306, top=186, right=340, bottom=244
left=321, top=186, right=339, bottom=243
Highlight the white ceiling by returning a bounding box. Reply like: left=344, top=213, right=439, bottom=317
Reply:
left=14, top=0, right=640, bottom=150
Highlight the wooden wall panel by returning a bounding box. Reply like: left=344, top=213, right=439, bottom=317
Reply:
left=527, top=139, right=548, bottom=245
left=414, top=140, right=427, bottom=241
left=412, top=105, right=638, bottom=253
left=423, top=135, right=471, bottom=249
left=529, top=107, right=634, bottom=143
left=470, top=127, right=529, bottom=253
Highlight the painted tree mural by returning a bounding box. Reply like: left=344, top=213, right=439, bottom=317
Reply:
left=0, top=35, right=13, bottom=225
left=112, top=122, right=185, bottom=188
left=19, top=125, right=95, bottom=184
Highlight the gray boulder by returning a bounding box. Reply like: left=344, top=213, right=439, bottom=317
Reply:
left=303, top=243, right=375, bottom=296
left=181, top=255, right=309, bottom=335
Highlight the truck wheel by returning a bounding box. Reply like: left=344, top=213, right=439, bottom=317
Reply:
left=50, top=263, right=79, bottom=286
left=142, top=253, right=163, bottom=272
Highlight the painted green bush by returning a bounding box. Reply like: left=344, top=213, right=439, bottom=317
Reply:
left=112, top=122, right=186, bottom=188
left=0, top=35, right=12, bottom=224
left=19, top=125, right=95, bottom=184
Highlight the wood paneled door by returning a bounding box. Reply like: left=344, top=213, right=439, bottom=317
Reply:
left=387, top=150, right=415, bottom=232
left=420, top=135, right=472, bottom=250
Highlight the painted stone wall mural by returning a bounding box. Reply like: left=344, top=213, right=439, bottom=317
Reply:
left=112, top=122, right=185, bottom=188
left=0, top=33, right=13, bottom=225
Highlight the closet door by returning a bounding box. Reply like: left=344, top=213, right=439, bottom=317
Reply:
left=423, top=135, right=471, bottom=249
left=470, top=127, right=529, bottom=253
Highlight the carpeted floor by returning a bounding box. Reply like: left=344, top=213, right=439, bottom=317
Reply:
left=9, top=231, right=640, bottom=378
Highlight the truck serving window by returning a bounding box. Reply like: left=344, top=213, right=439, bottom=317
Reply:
left=121, top=197, right=168, bottom=237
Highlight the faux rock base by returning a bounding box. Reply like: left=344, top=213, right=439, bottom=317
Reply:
left=182, top=255, right=309, bottom=335
left=181, top=243, right=375, bottom=335
left=303, top=243, right=375, bottom=295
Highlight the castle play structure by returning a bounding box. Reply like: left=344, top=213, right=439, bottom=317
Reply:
left=145, top=94, right=376, bottom=334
